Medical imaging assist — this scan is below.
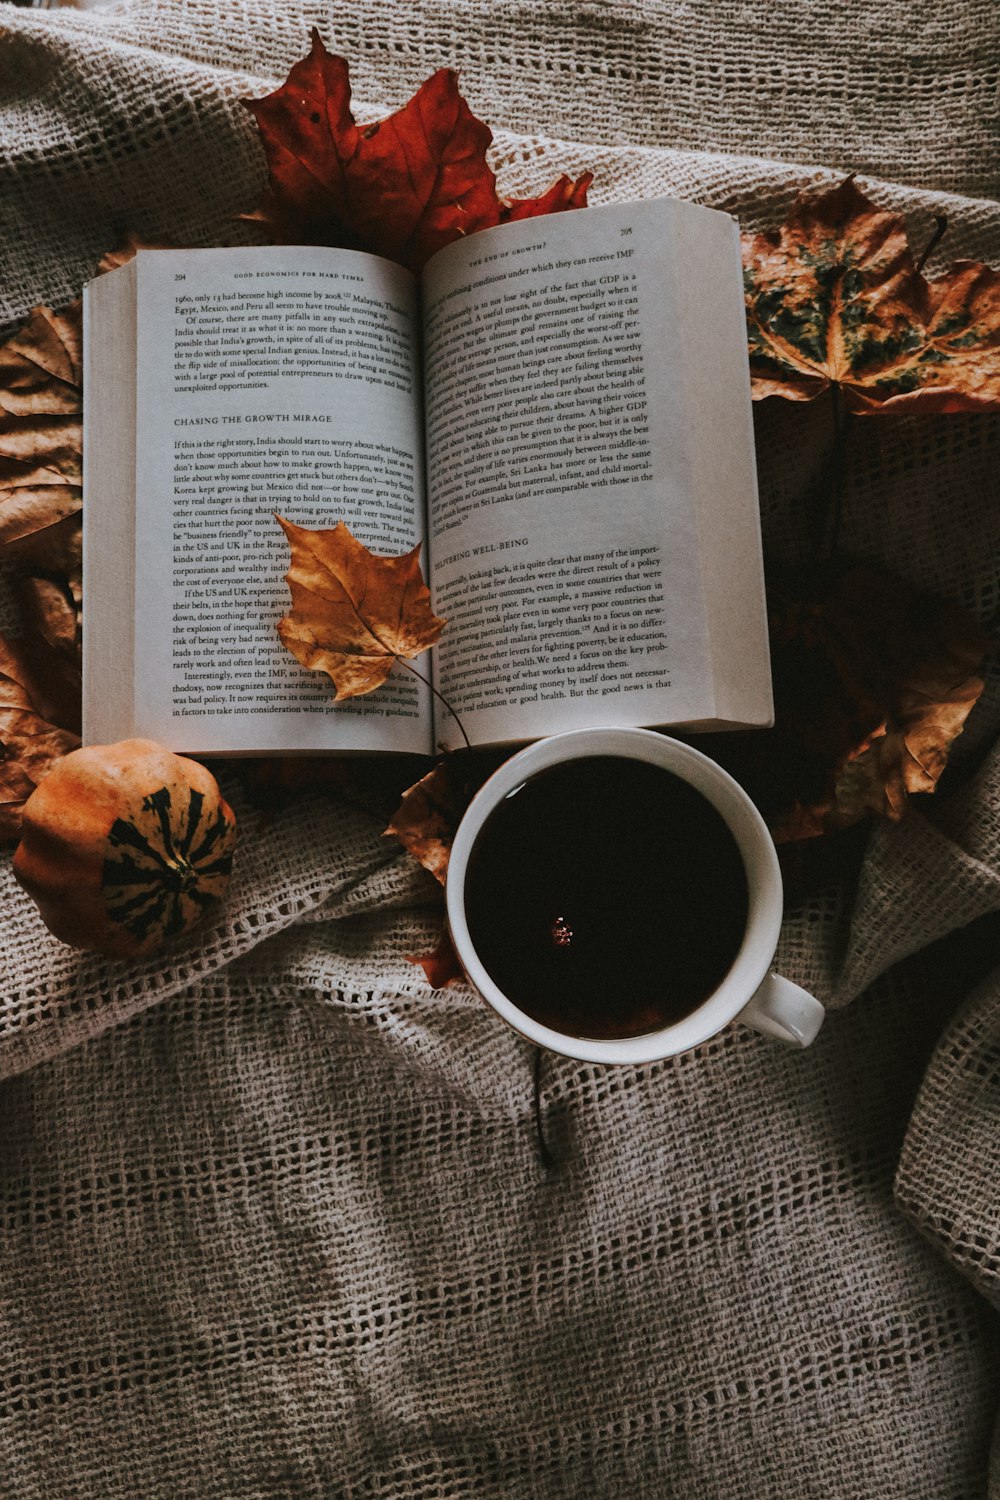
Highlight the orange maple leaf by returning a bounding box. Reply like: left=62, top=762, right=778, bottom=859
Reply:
left=743, top=177, right=1000, bottom=413
left=276, top=516, right=445, bottom=698
left=243, top=31, right=591, bottom=272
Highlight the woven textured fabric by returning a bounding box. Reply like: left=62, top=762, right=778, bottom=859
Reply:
left=896, top=964, right=1000, bottom=1314
left=8, top=0, right=1000, bottom=201
left=2, top=955, right=998, bottom=1498
left=1, top=2, right=1000, bottom=1495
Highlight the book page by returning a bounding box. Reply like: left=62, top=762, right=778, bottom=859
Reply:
left=421, top=198, right=767, bottom=748
left=123, top=246, right=428, bottom=754
left=83, top=262, right=138, bottom=748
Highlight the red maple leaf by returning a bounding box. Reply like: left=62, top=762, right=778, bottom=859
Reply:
left=500, top=172, right=593, bottom=223
left=244, top=31, right=591, bottom=272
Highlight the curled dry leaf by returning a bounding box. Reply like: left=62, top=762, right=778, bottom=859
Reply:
left=276, top=516, right=445, bottom=698
left=0, top=238, right=156, bottom=580
left=0, top=634, right=80, bottom=842
left=389, top=755, right=512, bottom=985
left=16, top=571, right=80, bottom=662
left=743, top=177, right=1000, bottom=413
left=0, top=303, right=81, bottom=418
left=0, top=302, right=83, bottom=572
left=95, top=234, right=165, bottom=275
left=243, top=30, right=591, bottom=272
left=12, top=574, right=82, bottom=735
left=406, top=928, right=465, bottom=989
left=384, top=757, right=477, bottom=885
left=712, top=563, right=994, bottom=843
left=789, top=646, right=989, bottom=838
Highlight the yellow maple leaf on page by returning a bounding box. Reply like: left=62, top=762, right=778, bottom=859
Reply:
left=276, top=516, right=445, bottom=698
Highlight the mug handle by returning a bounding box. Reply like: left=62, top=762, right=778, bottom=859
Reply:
left=737, top=973, right=825, bottom=1048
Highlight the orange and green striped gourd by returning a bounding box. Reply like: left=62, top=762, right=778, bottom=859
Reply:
left=13, top=738, right=237, bottom=957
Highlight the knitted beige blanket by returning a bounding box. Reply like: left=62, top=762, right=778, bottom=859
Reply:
left=1, top=3, right=999, bottom=1495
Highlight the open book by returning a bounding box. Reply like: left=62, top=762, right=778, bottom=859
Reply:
left=83, top=196, right=772, bottom=755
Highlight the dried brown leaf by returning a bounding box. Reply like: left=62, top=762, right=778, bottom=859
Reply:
left=713, top=562, right=995, bottom=843
left=743, top=177, right=1000, bottom=413
left=0, top=301, right=83, bottom=567
left=823, top=659, right=989, bottom=829
left=15, top=573, right=79, bottom=661
left=384, top=758, right=475, bottom=885
left=0, top=305, right=82, bottom=418
left=406, top=928, right=465, bottom=988
left=11, top=574, right=82, bottom=735
left=0, top=635, right=80, bottom=842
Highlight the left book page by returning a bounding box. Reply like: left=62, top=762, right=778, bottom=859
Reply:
left=83, top=246, right=431, bottom=755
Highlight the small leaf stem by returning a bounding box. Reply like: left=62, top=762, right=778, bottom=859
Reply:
left=392, top=655, right=472, bottom=749
left=915, top=213, right=949, bottom=275
left=819, top=381, right=849, bottom=560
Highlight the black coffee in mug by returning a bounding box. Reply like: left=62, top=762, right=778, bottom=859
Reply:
left=463, top=755, right=750, bottom=1039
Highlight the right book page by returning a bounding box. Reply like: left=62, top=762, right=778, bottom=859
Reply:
left=421, top=197, right=771, bottom=750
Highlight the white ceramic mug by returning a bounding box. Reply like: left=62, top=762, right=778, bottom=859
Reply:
left=445, top=726, right=825, bottom=1064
